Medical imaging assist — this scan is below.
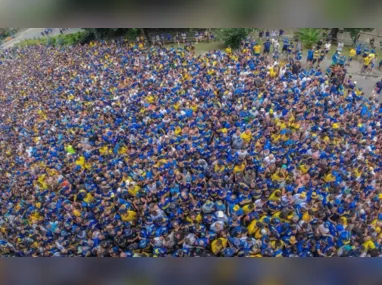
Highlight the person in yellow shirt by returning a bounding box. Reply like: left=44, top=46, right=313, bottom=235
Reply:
left=240, top=129, right=252, bottom=144
left=211, top=238, right=227, bottom=255
left=362, top=236, right=376, bottom=252
left=253, top=44, right=261, bottom=56
left=349, top=48, right=356, bottom=62
left=225, top=46, right=232, bottom=55
left=362, top=55, right=372, bottom=74
left=233, top=161, right=246, bottom=174
left=120, top=209, right=137, bottom=223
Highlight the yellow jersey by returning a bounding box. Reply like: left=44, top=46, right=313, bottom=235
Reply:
left=364, top=57, right=371, bottom=66
left=240, top=132, right=252, bottom=143
left=254, top=45, right=261, bottom=54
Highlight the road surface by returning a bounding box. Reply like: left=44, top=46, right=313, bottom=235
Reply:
left=1, top=28, right=83, bottom=49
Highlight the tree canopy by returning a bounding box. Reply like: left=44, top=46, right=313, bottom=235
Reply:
left=219, top=28, right=254, bottom=49
left=344, top=28, right=374, bottom=45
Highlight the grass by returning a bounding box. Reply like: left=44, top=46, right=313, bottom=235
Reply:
left=16, top=31, right=88, bottom=48
left=163, top=41, right=226, bottom=55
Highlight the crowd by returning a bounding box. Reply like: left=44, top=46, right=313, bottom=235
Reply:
left=0, top=36, right=381, bottom=257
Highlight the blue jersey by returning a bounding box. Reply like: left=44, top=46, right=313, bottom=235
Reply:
left=307, top=50, right=313, bottom=60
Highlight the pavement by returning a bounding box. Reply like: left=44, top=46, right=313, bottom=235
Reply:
left=319, top=56, right=382, bottom=102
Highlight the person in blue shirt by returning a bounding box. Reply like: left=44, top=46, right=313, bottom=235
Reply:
left=263, top=39, right=271, bottom=55
left=332, top=51, right=340, bottom=66
left=306, top=48, right=314, bottom=65
left=282, top=37, right=289, bottom=54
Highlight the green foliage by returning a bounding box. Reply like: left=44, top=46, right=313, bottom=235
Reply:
left=125, top=28, right=140, bottom=41
left=83, top=28, right=121, bottom=40
left=47, top=37, right=55, bottom=46
left=56, top=36, right=64, bottom=45
left=220, top=28, right=253, bottom=49
left=344, top=28, right=374, bottom=45
left=295, top=28, right=323, bottom=49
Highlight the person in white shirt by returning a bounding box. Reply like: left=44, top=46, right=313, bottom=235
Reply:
left=337, top=41, right=344, bottom=52
left=273, top=40, right=280, bottom=52
left=237, top=149, right=248, bottom=160
left=325, top=41, right=331, bottom=56
left=293, top=193, right=307, bottom=205
left=263, top=154, right=276, bottom=166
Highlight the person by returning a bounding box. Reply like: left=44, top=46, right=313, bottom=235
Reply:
left=253, top=43, right=261, bottom=57
left=361, top=53, right=372, bottom=77
left=279, top=29, right=284, bottom=39
left=282, top=37, right=289, bottom=54
left=349, top=47, right=356, bottom=63
left=226, top=45, right=232, bottom=55
left=337, top=41, right=344, bottom=53
left=259, top=30, right=264, bottom=40
left=317, top=48, right=325, bottom=67
left=312, top=48, right=320, bottom=67
left=263, top=39, right=271, bottom=55
left=369, top=50, right=377, bottom=70
left=160, top=34, right=165, bottom=45
left=195, top=31, right=199, bottom=43
left=338, top=54, right=346, bottom=67
left=375, top=78, right=382, bottom=95
left=272, top=39, right=280, bottom=53
left=316, top=39, right=323, bottom=50
left=271, top=29, right=277, bottom=39
left=295, top=49, right=302, bottom=61
left=324, top=41, right=331, bottom=57
left=204, top=30, right=210, bottom=42
left=356, top=43, right=362, bottom=60
left=332, top=51, right=340, bottom=66
left=174, top=33, right=180, bottom=45
left=306, top=47, right=314, bottom=65
left=265, top=30, right=270, bottom=39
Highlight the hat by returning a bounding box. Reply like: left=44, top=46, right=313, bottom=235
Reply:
left=300, top=192, right=307, bottom=199
left=311, top=192, right=318, bottom=199
left=290, top=236, right=297, bottom=244
left=216, top=211, right=225, bottom=218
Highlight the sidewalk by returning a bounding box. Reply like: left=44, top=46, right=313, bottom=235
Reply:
left=1, top=28, right=83, bottom=49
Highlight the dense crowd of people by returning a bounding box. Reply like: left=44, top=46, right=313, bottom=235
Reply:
left=0, top=36, right=381, bottom=257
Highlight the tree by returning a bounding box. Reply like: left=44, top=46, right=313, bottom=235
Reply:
left=344, top=28, right=374, bottom=46
left=330, top=28, right=339, bottom=43
left=83, top=29, right=119, bottom=40
left=139, top=28, right=151, bottom=45
left=83, top=28, right=150, bottom=44
left=220, top=28, right=253, bottom=49
left=295, top=28, right=322, bottom=49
